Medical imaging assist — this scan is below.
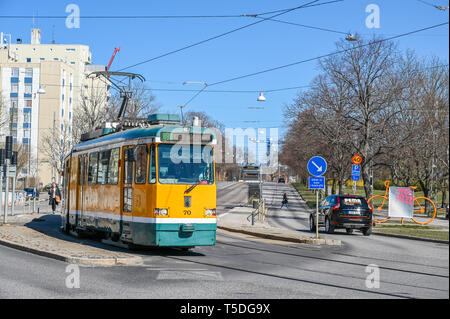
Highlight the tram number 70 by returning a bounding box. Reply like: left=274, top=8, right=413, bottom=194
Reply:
left=183, top=210, right=192, bottom=215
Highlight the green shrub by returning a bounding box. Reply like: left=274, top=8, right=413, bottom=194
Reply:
left=373, top=180, right=386, bottom=190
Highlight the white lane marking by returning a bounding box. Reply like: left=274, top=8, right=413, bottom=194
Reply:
left=217, top=212, right=230, bottom=219
left=156, top=271, right=223, bottom=281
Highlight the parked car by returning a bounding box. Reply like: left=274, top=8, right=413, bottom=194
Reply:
left=23, top=187, right=40, bottom=198
left=309, top=195, right=373, bottom=236
left=278, top=177, right=285, bottom=183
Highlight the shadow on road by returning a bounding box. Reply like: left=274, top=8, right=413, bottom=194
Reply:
left=23, top=214, right=205, bottom=257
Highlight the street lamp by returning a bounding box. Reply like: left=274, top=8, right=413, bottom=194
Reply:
left=345, top=34, right=357, bottom=41
left=257, top=92, right=266, bottom=102
left=30, top=86, right=46, bottom=187
left=183, top=81, right=208, bottom=86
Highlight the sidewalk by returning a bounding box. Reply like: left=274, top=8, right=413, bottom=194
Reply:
left=0, top=212, right=143, bottom=266
left=217, top=206, right=341, bottom=246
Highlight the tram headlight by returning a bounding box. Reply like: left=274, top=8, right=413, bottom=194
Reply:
left=155, top=208, right=168, bottom=216
left=205, top=209, right=216, bottom=216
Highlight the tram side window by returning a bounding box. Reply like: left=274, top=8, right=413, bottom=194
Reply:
left=149, top=144, right=156, bottom=184
left=124, top=147, right=135, bottom=185
left=107, top=148, right=120, bottom=184
left=97, top=150, right=111, bottom=185
left=135, top=145, right=148, bottom=184
left=78, top=157, right=84, bottom=186
left=88, top=153, right=99, bottom=185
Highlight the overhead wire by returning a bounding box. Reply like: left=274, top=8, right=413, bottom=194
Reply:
left=177, top=22, right=449, bottom=106
left=207, top=22, right=450, bottom=87
left=0, top=0, right=343, bottom=20
left=116, top=0, right=341, bottom=71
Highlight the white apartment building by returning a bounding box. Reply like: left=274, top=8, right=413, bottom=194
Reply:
left=0, top=29, right=110, bottom=186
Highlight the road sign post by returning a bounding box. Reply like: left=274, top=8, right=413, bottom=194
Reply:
left=351, top=164, right=360, bottom=194
left=351, top=156, right=362, bottom=195
left=316, top=190, right=319, bottom=239
left=307, top=157, right=327, bottom=239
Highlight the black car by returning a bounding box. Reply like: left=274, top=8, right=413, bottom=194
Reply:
left=278, top=177, right=285, bottom=183
left=309, top=195, right=373, bottom=236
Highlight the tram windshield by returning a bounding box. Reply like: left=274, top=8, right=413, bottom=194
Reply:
left=157, top=144, right=214, bottom=185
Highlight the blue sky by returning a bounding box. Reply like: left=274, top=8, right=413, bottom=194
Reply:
left=1, top=0, right=448, bottom=138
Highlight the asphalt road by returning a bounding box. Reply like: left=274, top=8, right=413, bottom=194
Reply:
left=0, top=182, right=447, bottom=299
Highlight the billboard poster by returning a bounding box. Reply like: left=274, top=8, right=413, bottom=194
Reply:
left=388, top=187, right=414, bottom=218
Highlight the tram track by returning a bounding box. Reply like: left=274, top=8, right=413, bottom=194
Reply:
left=143, top=235, right=446, bottom=298
left=217, top=231, right=449, bottom=271
left=157, top=253, right=416, bottom=299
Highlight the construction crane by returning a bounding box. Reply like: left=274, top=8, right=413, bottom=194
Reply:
left=107, top=46, right=121, bottom=71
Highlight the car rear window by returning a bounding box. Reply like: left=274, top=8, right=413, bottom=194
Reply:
left=340, top=197, right=369, bottom=209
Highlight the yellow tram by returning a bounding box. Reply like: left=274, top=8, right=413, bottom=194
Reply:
left=61, top=114, right=217, bottom=248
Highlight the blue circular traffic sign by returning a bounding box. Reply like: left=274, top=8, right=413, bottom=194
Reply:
left=307, top=156, right=327, bottom=177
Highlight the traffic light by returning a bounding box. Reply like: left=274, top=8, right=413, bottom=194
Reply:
left=0, top=149, right=5, bottom=166
left=5, top=136, right=13, bottom=159
left=11, top=151, right=18, bottom=166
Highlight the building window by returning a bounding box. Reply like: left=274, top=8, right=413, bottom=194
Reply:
left=23, top=129, right=31, bottom=138
left=11, top=83, right=18, bottom=93
left=62, top=79, right=65, bottom=87
left=40, top=57, right=45, bottom=61
left=11, top=68, right=19, bottom=77
left=23, top=138, right=30, bottom=144
left=11, top=99, right=18, bottom=109
left=54, top=58, right=59, bottom=61
left=61, top=109, right=64, bottom=117
left=25, top=100, right=32, bottom=108
left=62, top=94, right=65, bottom=101
left=25, top=68, right=33, bottom=77
left=24, top=83, right=32, bottom=94
left=26, top=58, right=31, bottom=62
left=24, top=112, right=32, bottom=125
left=66, top=48, right=76, bottom=52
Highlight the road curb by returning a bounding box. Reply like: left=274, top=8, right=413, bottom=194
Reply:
left=217, top=225, right=341, bottom=246
left=372, top=231, right=449, bottom=244
left=0, top=226, right=143, bottom=266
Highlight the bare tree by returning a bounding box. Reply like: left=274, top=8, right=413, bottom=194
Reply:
left=108, top=82, right=161, bottom=120
left=281, top=37, right=449, bottom=202
left=40, top=120, right=72, bottom=184
left=72, top=84, right=110, bottom=145
left=318, top=35, right=404, bottom=197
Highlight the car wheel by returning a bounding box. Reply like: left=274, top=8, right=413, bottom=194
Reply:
left=346, top=228, right=353, bottom=235
left=325, top=217, right=334, bottom=234
left=309, top=215, right=315, bottom=232
left=362, top=226, right=372, bottom=236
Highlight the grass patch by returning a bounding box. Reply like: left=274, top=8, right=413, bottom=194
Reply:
left=376, top=224, right=444, bottom=230
left=373, top=226, right=449, bottom=241
left=292, top=183, right=317, bottom=209
left=294, top=183, right=448, bottom=217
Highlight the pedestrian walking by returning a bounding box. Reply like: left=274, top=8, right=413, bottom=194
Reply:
left=48, top=182, right=61, bottom=213
left=281, top=193, right=289, bottom=209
